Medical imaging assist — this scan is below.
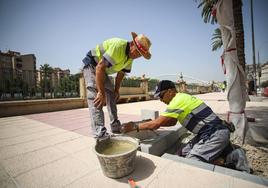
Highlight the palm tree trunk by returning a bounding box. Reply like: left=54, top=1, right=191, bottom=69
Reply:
left=233, top=0, right=246, bottom=71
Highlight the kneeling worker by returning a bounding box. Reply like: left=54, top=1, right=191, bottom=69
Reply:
left=121, top=80, right=233, bottom=163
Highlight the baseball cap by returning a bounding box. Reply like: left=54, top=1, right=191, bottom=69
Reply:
left=154, top=80, right=176, bottom=98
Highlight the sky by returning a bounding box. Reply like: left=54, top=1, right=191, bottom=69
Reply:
left=0, top=0, right=268, bottom=82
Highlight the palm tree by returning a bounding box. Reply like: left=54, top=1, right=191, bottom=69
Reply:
left=197, top=0, right=218, bottom=24
left=211, top=28, right=223, bottom=51
left=198, top=0, right=246, bottom=71
left=40, top=64, right=53, bottom=98
left=232, top=0, right=246, bottom=71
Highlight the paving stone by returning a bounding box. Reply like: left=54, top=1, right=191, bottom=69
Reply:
left=73, top=127, right=91, bottom=136
left=141, top=109, right=159, bottom=120
left=214, top=165, right=268, bottom=186
left=0, top=140, right=50, bottom=160
left=140, top=136, right=168, bottom=156
left=39, top=131, right=82, bottom=146
left=15, top=156, right=90, bottom=188
left=147, top=161, right=232, bottom=188
left=0, top=164, right=17, bottom=188
left=1, top=147, right=67, bottom=177
left=71, top=147, right=100, bottom=170
left=0, top=123, right=54, bottom=139
left=161, top=153, right=215, bottom=171
left=55, top=137, right=94, bottom=154
left=0, top=117, right=27, bottom=125
left=232, top=176, right=267, bottom=188
left=65, top=170, right=126, bottom=188
left=0, top=128, right=67, bottom=148
left=127, top=125, right=186, bottom=156
left=0, top=177, right=18, bottom=188
left=0, top=128, right=25, bottom=139
left=261, top=177, right=268, bottom=186
left=127, top=152, right=171, bottom=187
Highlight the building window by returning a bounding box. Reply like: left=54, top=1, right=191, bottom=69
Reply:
left=16, top=63, right=22, bottom=69
left=16, top=58, right=22, bottom=62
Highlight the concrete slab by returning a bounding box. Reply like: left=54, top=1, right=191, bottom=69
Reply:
left=71, top=147, right=100, bottom=171
left=141, top=109, right=159, bottom=120
left=214, top=165, right=268, bottom=187
left=55, top=137, right=94, bottom=154
left=126, top=125, right=186, bottom=156
left=232, top=177, right=267, bottom=188
left=15, top=156, right=90, bottom=188
left=0, top=128, right=67, bottom=148
left=162, top=153, right=268, bottom=187
left=161, top=153, right=215, bottom=171
left=1, top=147, right=67, bottom=177
left=147, top=160, right=233, bottom=188
left=38, top=131, right=82, bottom=146
left=65, top=170, right=127, bottom=188
left=0, top=140, right=50, bottom=160
left=0, top=164, right=17, bottom=188
left=0, top=120, right=55, bottom=139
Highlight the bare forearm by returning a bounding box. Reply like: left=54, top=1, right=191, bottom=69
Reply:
left=121, top=116, right=177, bottom=133
left=139, top=116, right=177, bottom=131
left=96, top=60, right=106, bottom=94
left=139, top=119, right=161, bottom=130
left=115, top=71, right=125, bottom=92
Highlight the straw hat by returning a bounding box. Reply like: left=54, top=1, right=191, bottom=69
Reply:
left=131, top=32, right=152, bottom=59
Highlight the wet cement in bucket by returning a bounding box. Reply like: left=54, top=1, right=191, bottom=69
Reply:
left=95, top=136, right=139, bottom=178
left=98, top=140, right=136, bottom=155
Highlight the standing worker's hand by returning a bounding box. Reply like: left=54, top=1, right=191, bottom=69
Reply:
left=114, top=90, right=120, bottom=102
left=94, top=92, right=106, bottom=109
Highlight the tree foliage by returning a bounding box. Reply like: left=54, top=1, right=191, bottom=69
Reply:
left=211, top=28, right=223, bottom=51
left=197, top=0, right=218, bottom=24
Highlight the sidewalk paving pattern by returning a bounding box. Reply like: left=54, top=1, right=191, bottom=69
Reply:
left=0, top=92, right=267, bottom=187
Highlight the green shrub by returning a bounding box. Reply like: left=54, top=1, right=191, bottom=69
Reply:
left=261, top=81, right=268, bottom=88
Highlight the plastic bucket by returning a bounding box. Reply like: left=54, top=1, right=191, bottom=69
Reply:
left=94, top=136, right=139, bottom=178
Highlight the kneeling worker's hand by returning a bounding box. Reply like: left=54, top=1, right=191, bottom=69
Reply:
left=120, top=122, right=137, bottom=133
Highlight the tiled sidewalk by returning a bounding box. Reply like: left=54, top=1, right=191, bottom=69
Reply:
left=0, top=92, right=267, bottom=188
left=25, top=109, right=141, bottom=137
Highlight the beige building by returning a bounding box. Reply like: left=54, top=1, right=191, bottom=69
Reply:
left=246, top=62, right=268, bottom=87
left=260, top=62, right=268, bottom=84
left=0, top=50, right=36, bottom=90
left=52, top=68, right=70, bottom=88
left=37, top=67, right=70, bottom=88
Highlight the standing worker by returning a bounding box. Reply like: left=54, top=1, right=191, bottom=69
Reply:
left=82, top=32, right=152, bottom=138
left=121, top=80, right=233, bottom=163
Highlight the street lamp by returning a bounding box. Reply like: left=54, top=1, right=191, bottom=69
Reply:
left=257, top=63, right=261, bottom=90
left=250, top=0, right=257, bottom=93
left=179, top=72, right=184, bottom=82
left=257, top=41, right=268, bottom=90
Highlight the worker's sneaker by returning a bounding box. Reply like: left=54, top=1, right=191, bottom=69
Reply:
left=95, top=132, right=110, bottom=141
left=111, top=120, right=122, bottom=134
left=111, top=129, right=122, bottom=134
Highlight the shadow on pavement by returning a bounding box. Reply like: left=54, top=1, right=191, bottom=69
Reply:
left=116, top=155, right=156, bottom=183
